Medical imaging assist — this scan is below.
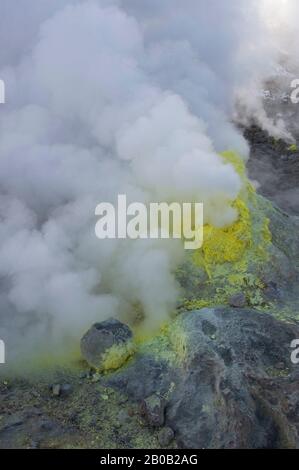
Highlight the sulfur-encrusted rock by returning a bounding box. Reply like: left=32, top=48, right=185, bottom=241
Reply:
left=80, top=318, right=135, bottom=372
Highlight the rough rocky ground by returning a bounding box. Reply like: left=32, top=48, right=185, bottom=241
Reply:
left=0, top=368, right=167, bottom=449
left=245, top=74, right=299, bottom=216
left=1, top=305, right=299, bottom=449
left=166, top=308, right=299, bottom=448
left=1, top=122, right=299, bottom=449
left=246, top=126, right=299, bottom=215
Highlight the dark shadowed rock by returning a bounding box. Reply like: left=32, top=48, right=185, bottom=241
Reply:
left=245, top=126, right=299, bottom=216
left=140, top=394, right=166, bottom=427
left=52, top=384, right=61, bottom=397
left=105, top=354, right=174, bottom=401
left=158, top=427, right=175, bottom=447
left=80, top=318, right=135, bottom=371
left=101, top=306, right=299, bottom=448
left=229, top=292, right=247, bottom=308
left=166, top=307, right=299, bottom=449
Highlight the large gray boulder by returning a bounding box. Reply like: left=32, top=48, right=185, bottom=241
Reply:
left=166, top=307, right=299, bottom=448
left=80, top=318, right=135, bottom=372
left=105, top=307, right=299, bottom=449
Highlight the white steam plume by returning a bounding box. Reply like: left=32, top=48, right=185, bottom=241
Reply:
left=0, top=0, right=296, bottom=362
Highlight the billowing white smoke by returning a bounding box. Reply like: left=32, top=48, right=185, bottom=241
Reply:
left=0, top=0, right=294, bottom=362
left=235, top=0, right=299, bottom=140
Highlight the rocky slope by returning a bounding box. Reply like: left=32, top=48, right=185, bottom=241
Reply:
left=246, top=126, right=299, bottom=215
left=1, top=129, right=299, bottom=449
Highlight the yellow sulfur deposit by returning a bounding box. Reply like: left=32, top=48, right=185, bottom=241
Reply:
left=100, top=340, right=136, bottom=373
left=181, top=151, right=273, bottom=311
left=194, top=151, right=270, bottom=271
left=198, top=197, right=252, bottom=267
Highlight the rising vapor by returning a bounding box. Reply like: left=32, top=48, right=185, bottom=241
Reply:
left=0, top=0, right=297, bottom=361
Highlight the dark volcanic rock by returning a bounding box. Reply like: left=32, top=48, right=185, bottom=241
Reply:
left=80, top=318, right=134, bottom=370
left=105, top=354, right=175, bottom=401
left=245, top=126, right=299, bottom=215
left=141, top=394, right=166, bottom=427
left=166, top=307, right=299, bottom=449
left=102, top=307, right=299, bottom=448
left=229, top=292, right=247, bottom=308
left=158, top=427, right=175, bottom=447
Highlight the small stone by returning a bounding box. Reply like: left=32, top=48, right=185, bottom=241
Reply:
left=60, top=384, right=72, bottom=395
left=229, top=292, right=247, bottom=308
left=92, top=373, right=101, bottom=382
left=52, top=384, right=61, bottom=397
left=101, top=394, right=109, bottom=400
left=141, top=394, right=165, bottom=427
left=128, top=408, right=135, bottom=417
left=276, top=362, right=285, bottom=370
left=158, top=427, right=175, bottom=447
